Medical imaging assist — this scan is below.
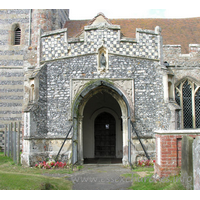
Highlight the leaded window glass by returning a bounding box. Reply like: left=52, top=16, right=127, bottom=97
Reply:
left=175, top=79, right=200, bottom=129
left=195, top=88, right=200, bottom=128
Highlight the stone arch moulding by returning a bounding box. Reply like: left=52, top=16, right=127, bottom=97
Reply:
left=175, top=76, right=200, bottom=88
left=71, top=79, right=133, bottom=165
left=70, top=79, right=135, bottom=121
left=90, top=107, right=121, bottom=121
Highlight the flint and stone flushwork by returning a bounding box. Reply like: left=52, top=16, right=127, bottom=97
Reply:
left=41, top=25, right=160, bottom=62
left=2, top=10, right=200, bottom=170
left=21, top=18, right=170, bottom=166
left=38, top=56, right=169, bottom=135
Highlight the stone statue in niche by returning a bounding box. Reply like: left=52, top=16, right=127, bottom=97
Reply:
left=100, top=53, right=106, bottom=69
left=98, top=46, right=108, bottom=72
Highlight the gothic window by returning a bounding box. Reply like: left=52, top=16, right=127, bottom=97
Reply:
left=175, top=79, right=200, bottom=129
left=14, top=27, right=21, bottom=45
left=195, top=88, right=200, bottom=128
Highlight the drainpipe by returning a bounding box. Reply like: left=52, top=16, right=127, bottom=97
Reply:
left=28, top=9, right=32, bottom=47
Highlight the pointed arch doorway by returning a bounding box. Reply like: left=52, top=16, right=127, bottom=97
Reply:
left=72, top=80, right=132, bottom=165
left=82, top=90, right=123, bottom=164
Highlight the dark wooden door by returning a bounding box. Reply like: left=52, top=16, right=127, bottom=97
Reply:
left=94, top=112, right=116, bottom=157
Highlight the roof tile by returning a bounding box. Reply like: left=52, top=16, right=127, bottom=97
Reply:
left=64, top=17, right=200, bottom=54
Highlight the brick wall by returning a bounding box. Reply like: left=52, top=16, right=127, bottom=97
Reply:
left=155, top=131, right=200, bottom=177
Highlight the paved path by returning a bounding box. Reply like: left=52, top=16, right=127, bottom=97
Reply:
left=67, top=164, right=134, bottom=190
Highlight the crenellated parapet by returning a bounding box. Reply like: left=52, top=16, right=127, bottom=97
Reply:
left=163, top=44, right=200, bottom=67
left=40, top=22, right=162, bottom=62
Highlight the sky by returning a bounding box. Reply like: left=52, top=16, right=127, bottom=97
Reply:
left=68, top=0, right=200, bottom=20
left=3, top=0, right=200, bottom=20
left=70, top=8, right=200, bottom=20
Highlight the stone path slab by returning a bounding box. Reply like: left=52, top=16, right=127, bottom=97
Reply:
left=67, top=164, right=134, bottom=190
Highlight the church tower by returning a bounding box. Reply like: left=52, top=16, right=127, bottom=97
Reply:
left=0, top=9, right=70, bottom=149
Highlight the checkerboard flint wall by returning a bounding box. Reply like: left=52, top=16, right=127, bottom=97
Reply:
left=40, top=24, right=160, bottom=62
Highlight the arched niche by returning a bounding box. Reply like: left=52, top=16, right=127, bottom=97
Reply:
left=98, top=46, right=108, bottom=72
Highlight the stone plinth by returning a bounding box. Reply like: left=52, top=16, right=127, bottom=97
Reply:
left=181, top=136, right=193, bottom=190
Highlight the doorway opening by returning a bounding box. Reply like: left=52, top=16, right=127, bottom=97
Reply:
left=95, top=112, right=116, bottom=158
left=82, top=90, right=123, bottom=164
left=72, top=81, right=132, bottom=165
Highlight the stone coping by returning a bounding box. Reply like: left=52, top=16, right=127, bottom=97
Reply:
left=163, top=45, right=181, bottom=47
left=40, top=52, right=160, bottom=64
left=84, top=23, right=120, bottom=31
left=136, top=28, right=159, bottom=35
left=41, top=28, right=68, bottom=38
left=132, top=136, right=154, bottom=139
left=154, top=129, right=200, bottom=135
left=120, top=37, right=137, bottom=43
left=23, top=136, right=72, bottom=140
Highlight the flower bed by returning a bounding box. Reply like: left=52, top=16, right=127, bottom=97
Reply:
left=138, top=159, right=155, bottom=167
left=35, top=160, right=67, bottom=169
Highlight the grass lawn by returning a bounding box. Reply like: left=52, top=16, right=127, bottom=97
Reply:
left=0, top=152, right=186, bottom=190
left=0, top=152, right=72, bottom=190
left=122, top=167, right=186, bottom=190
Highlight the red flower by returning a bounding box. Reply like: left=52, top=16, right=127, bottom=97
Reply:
left=138, top=160, right=141, bottom=166
left=146, top=160, right=150, bottom=166
left=153, top=160, right=156, bottom=163
left=46, top=164, right=51, bottom=169
left=35, top=160, right=67, bottom=169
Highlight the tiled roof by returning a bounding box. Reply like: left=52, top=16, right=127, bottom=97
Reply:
left=64, top=17, right=200, bottom=54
